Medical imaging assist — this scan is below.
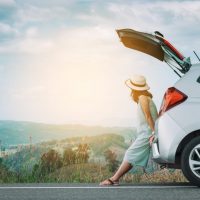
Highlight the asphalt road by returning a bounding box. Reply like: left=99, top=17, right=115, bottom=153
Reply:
left=0, top=183, right=199, bottom=200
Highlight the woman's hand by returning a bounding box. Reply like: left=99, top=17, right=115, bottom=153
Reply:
left=149, top=134, right=155, bottom=146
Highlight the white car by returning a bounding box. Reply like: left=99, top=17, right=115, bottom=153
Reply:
left=117, top=29, right=200, bottom=186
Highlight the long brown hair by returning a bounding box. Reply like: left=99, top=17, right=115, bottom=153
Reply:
left=131, top=89, right=153, bottom=103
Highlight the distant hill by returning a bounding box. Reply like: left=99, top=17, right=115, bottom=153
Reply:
left=3, top=133, right=129, bottom=173
left=0, top=120, right=137, bottom=146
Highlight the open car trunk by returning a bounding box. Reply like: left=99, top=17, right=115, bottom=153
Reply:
left=116, top=29, right=191, bottom=75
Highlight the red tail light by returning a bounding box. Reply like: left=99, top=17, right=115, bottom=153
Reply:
left=159, top=87, right=188, bottom=116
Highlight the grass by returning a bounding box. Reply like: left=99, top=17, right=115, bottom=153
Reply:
left=0, top=152, right=188, bottom=184
left=122, top=169, right=188, bottom=183
left=48, top=163, right=112, bottom=183
left=47, top=163, right=188, bottom=184
left=0, top=162, right=188, bottom=184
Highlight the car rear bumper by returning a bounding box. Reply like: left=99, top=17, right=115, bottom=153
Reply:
left=152, top=142, right=166, bottom=163
left=152, top=112, right=186, bottom=164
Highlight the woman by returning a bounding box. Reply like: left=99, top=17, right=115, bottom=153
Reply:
left=100, top=75, right=158, bottom=186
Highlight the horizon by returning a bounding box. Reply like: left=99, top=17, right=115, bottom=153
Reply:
left=0, top=119, right=136, bottom=128
left=0, top=119, right=137, bottom=147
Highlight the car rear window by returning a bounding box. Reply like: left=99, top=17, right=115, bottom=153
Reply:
left=197, top=76, right=200, bottom=84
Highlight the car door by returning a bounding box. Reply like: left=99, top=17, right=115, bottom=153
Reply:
left=116, top=29, right=191, bottom=74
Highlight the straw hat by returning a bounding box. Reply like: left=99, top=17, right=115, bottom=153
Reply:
left=125, top=75, right=150, bottom=91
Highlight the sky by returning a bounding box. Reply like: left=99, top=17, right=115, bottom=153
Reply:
left=0, top=0, right=200, bottom=127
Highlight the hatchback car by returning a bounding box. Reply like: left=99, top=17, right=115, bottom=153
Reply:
left=117, top=28, right=200, bottom=186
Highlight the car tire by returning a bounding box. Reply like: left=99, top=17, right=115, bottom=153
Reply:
left=181, top=136, right=200, bottom=187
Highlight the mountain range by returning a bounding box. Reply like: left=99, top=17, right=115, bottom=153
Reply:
left=0, top=120, right=137, bottom=146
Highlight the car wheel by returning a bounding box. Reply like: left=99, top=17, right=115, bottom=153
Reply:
left=181, top=136, right=200, bottom=186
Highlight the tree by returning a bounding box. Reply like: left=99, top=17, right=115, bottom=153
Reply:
left=75, top=144, right=90, bottom=164
left=104, top=149, right=119, bottom=172
left=63, top=148, right=76, bottom=165
left=40, top=149, right=63, bottom=174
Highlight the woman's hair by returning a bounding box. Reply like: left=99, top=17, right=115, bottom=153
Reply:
left=131, top=89, right=153, bottom=103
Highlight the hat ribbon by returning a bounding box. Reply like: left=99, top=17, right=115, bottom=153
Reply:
left=130, top=80, right=146, bottom=87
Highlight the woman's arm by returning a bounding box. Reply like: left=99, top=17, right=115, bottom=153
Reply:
left=139, top=95, right=155, bottom=132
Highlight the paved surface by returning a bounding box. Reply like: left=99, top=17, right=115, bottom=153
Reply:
left=0, top=183, right=199, bottom=200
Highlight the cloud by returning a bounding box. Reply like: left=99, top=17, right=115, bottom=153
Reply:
left=0, top=0, right=16, bottom=7
left=0, top=22, right=19, bottom=39
left=87, top=0, right=200, bottom=55
left=0, top=38, right=54, bottom=54
left=25, top=27, right=39, bottom=37
left=1, top=0, right=200, bottom=57
left=0, top=0, right=16, bottom=23
left=1, top=0, right=200, bottom=56
left=0, top=26, right=54, bottom=54
left=16, top=5, right=69, bottom=23
left=106, top=1, right=200, bottom=27
left=15, top=0, right=75, bottom=8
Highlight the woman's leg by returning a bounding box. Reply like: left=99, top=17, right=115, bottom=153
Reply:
left=111, top=161, right=133, bottom=182
left=100, top=161, right=133, bottom=185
